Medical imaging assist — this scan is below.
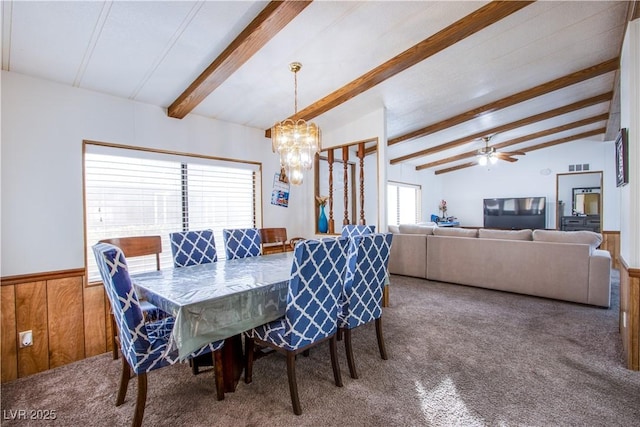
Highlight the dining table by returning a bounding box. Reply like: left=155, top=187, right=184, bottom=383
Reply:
left=131, top=251, right=294, bottom=391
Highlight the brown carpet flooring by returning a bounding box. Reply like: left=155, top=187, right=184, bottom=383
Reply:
left=2, top=271, right=639, bottom=426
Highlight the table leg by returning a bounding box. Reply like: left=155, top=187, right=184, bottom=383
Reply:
left=221, top=334, right=244, bottom=392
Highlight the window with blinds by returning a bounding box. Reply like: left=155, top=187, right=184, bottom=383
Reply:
left=84, top=143, right=260, bottom=283
left=387, top=181, right=421, bottom=226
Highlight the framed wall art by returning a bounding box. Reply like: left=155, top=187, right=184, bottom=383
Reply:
left=615, top=128, right=629, bottom=187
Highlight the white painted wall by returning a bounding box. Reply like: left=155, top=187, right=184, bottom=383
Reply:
left=432, top=139, right=615, bottom=228
left=0, top=72, right=390, bottom=276
left=603, top=139, right=622, bottom=231
left=387, top=137, right=620, bottom=231
left=618, top=19, right=640, bottom=267
left=0, top=71, right=304, bottom=276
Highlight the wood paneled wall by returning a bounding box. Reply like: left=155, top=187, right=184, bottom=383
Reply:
left=1, top=269, right=108, bottom=383
left=601, top=230, right=621, bottom=270
left=619, top=259, right=640, bottom=371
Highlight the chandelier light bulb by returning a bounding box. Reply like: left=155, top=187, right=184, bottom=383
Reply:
left=300, top=151, right=310, bottom=164
left=490, top=155, right=498, bottom=165
left=479, top=156, right=488, bottom=166
left=289, top=167, right=304, bottom=185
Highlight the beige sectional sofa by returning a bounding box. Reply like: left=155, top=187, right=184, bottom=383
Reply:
left=388, top=224, right=611, bottom=307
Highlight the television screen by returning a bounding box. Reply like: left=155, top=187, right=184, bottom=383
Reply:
left=483, top=197, right=546, bottom=230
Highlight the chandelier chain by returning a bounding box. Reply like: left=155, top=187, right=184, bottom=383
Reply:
left=294, top=69, right=298, bottom=115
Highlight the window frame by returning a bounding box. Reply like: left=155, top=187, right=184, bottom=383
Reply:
left=83, top=140, right=263, bottom=286
left=387, top=181, right=422, bottom=226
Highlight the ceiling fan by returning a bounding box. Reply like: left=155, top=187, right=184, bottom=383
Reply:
left=476, top=135, right=525, bottom=166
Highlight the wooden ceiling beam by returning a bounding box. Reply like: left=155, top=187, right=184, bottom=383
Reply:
left=265, top=0, right=534, bottom=137
left=417, top=113, right=609, bottom=170
left=392, top=91, right=613, bottom=164
left=519, top=128, right=606, bottom=153
left=434, top=128, right=605, bottom=175
left=434, top=162, right=478, bottom=175
left=362, top=90, right=612, bottom=160
left=491, top=113, right=608, bottom=149
left=390, top=57, right=619, bottom=148
left=168, top=1, right=312, bottom=119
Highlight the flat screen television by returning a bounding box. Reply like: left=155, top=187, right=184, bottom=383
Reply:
left=483, top=197, right=546, bottom=230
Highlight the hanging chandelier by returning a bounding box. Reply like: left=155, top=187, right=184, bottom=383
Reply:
left=271, top=62, right=320, bottom=185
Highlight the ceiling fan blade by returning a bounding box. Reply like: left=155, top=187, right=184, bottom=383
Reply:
left=501, top=156, right=519, bottom=163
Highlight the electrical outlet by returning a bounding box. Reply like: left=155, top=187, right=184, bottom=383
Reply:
left=19, top=330, right=33, bottom=348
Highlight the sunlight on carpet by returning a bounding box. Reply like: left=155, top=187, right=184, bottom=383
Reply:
left=415, top=378, right=486, bottom=427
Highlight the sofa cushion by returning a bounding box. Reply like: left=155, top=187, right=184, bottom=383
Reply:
left=388, top=234, right=428, bottom=278
left=432, top=227, right=478, bottom=238
left=388, top=225, right=400, bottom=234
left=398, top=224, right=435, bottom=235
left=478, top=228, right=532, bottom=241
left=532, top=229, right=602, bottom=252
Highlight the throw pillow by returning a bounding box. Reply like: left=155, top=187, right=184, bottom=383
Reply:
left=532, top=229, right=602, bottom=252
left=398, top=224, right=435, bottom=235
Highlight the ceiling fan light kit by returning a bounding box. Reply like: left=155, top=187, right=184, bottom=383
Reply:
left=476, top=135, right=523, bottom=166
left=478, top=153, right=498, bottom=166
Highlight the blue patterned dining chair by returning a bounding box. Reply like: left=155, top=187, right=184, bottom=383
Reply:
left=243, top=238, right=349, bottom=415
left=92, top=242, right=225, bottom=427
left=99, top=236, right=168, bottom=361
left=338, top=232, right=393, bottom=379
left=341, top=224, right=376, bottom=238
left=169, top=229, right=219, bottom=374
left=169, top=229, right=218, bottom=268
left=222, top=228, right=261, bottom=260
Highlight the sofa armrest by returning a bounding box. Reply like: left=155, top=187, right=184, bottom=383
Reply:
left=388, top=234, right=427, bottom=279
left=588, top=249, right=611, bottom=307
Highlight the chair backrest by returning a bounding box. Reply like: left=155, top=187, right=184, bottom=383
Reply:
left=99, top=236, right=162, bottom=270
left=260, top=227, right=288, bottom=255
left=340, top=233, right=393, bottom=329
left=92, top=242, right=163, bottom=373
left=341, top=225, right=376, bottom=238
left=169, top=229, right=217, bottom=267
left=222, top=228, right=262, bottom=260
left=284, top=238, right=349, bottom=349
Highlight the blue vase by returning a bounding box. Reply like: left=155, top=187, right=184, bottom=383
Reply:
left=318, top=205, right=328, bottom=233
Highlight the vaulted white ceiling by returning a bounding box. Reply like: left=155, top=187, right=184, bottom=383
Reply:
left=1, top=1, right=630, bottom=174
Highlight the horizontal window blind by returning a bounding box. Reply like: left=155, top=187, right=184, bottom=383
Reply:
left=85, top=144, right=259, bottom=283
left=185, top=163, right=256, bottom=261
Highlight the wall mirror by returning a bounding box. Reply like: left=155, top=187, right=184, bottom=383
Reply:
left=314, top=139, right=379, bottom=235
left=572, top=187, right=601, bottom=215
left=555, top=171, right=603, bottom=228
